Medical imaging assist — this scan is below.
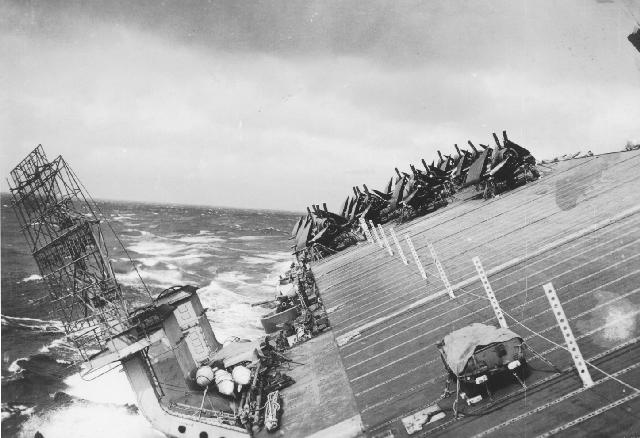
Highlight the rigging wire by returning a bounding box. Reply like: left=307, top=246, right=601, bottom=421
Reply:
left=431, top=281, right=640, bottom=430
left=317, top=154, right=640, bottom=434
left=318, top=170, right=636, bottom=326
left=459, top=283, right=640, bottom=393
left=501, top=309, right=640, bottom=393
left=334, top=268, right=640, bottom=426
left=339, top=220, right=640, bottom=361
left=67, top=166, right=154, bottom=302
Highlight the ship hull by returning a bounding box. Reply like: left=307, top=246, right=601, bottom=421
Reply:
left=122, top=353, right=248, bottom=438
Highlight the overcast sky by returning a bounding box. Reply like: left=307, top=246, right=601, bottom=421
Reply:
left=1, top=0, right=639, bottom=211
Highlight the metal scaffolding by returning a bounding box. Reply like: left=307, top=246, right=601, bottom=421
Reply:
left=8, top=145, right=130, bottom=359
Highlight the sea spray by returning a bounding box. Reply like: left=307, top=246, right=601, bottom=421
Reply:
left=2, top=195, right=300, bottom=437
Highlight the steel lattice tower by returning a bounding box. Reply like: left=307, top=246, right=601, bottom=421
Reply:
left=8, top=145, right=130, bottom=359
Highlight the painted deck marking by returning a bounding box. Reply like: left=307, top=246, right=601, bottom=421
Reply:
left=359, top=218, right=373, bottom=243
left=336, top=239, right=640, bottom=353
left=369, top=220, right=383, bottom=248
left=428, top=242, right=455, bottom=298
left=346, top=285, right=640, bottom=382
left=473, top=256, right=508, bottom=328
left=542, top=282, right=594, bottom=388
left=333, top=206, right=640, bottom=346
left=389, top=228, right=408, bottom=265
left=336, top=226, right=640, bottom=343
left=342, top=261, right=640, bottom=363
left=536, top=391, right=640, bottom=438
left=377, top=225, right=393, bottom=256
left=363, top=335, right=640, bottom=422
left=471, top=362, right=639, bottom=438
left=405, top=235, right=427, bottom=280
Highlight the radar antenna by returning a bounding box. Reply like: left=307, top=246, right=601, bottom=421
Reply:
left=8, top=145, right=131, bottom=360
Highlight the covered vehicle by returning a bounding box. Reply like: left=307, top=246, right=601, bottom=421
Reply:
left=436, top=323, right=525, bottom=384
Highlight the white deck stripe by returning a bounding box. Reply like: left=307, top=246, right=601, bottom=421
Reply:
left=321, top=166, right=640, bottom=303
left=344, top=252, right=640, bottom=375
left=535, top=391, right=640, bottom=438
left=316, top=153, right=639, bottom=282
left=344, top=246, right=640, bottom=371
left=332, top=214, right=638, bottom=333
left=364, top=336, right=640, bottom=422
left=336, top=204, right=640, bottom=346
left=470, top=363, right=640, bottom=438
left=353, top=289, right=640, bottom=395
left=341, top=220, right=640, bottom=354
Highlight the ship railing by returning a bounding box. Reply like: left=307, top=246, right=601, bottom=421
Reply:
left=80, top=360, right=122, bottom=381
left=67, top=312, right=132, bottom=359
left=168, top=401, right=237, bottom=424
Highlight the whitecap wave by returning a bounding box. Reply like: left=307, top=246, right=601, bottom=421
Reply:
left=215, top=271, right=252, bottom=284
left=258, top=251, right=292, bottom=261
left=1, top=315, right=64, bottom=333
left=8, top=357, right=28, bottom=373
left=110, top=213, right=137, bottom=222
left=116, top=269, right=183, bottom=289
left=130, top=231, right=222, bottom=252
left=63, top=366, right=136, bottom=405
left=127, top=238, right=191, bottom=256
left=18, top=274, right=42, bottom=283
left=2, top=315, right=57, bottom=326
left=173, top=230, right=225, bottom=244
left=18, top=402, right=162, bottom=438
left=1, top=403, right=35, bottom=421
left=241, top=256, right=274, bottom=265
left=241, top=251, right=292, bottom=266
left=125, top=231, right=219, bottom=271
left=38, top=338, right=71, bottom=354
left=261, top=260, right=295, bottom=286
left=197, top=280, right=272, bottom=343
left=233, top=236, right=264, bottom=241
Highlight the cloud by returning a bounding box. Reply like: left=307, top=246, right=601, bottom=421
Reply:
left=1, top=0, right=640, bottom=211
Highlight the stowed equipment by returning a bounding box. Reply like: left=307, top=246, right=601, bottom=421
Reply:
left=436, top=323, right=527, bottom=412
left=464, top=131, right=540, bottom=199
left=294, top=129, right=542, bottom=258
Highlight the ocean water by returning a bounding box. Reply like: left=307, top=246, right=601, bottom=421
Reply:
left=1, top=193, right=300, bottom=438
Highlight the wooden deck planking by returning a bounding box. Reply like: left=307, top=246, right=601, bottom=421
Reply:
left=312, top=150, right=640, bottom=437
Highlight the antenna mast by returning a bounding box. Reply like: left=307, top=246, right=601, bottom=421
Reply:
left=8, top=145, right=130, bottom=360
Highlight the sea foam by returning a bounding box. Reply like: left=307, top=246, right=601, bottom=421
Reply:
left=198, top=279, right=272, bottom=343
left=18, top=274, right=42, bottom=283
left=18, top=402, right=162, bottom=438
left=63, top=366, right=136, bottom=405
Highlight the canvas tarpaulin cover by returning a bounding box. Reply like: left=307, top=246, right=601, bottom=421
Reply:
left=439, top=323, right=521, bottom=375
